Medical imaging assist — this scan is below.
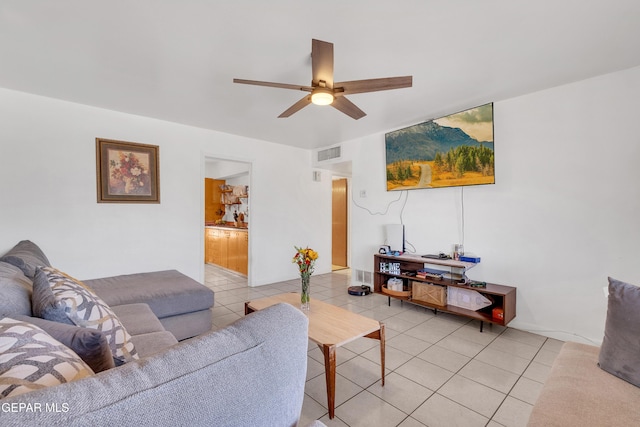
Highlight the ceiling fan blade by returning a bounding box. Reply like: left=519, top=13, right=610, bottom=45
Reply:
left=335, top=76, right=412, bottom=95
left=233, top=78, right=312, bottom=92
left=311, top=39, right=334, bottom=88
left=331, top=96, right=366, bottom=120
left=278, top=96, right=312, bottom=118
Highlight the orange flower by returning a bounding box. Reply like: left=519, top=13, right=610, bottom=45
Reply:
left=292, top=246, right=318, bottom=276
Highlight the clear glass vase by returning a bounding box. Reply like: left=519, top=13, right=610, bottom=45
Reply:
left=300, top=273, right=310, bottom=311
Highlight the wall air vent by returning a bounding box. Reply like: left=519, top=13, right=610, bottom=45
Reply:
left=317, top=146, right=341, bottom=162
left=355, top=269, right=373, bottom=285
left=363, top=271, right=372, bottom=285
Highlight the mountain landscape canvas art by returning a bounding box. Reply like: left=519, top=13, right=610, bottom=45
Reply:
left=385, top=103, right=494, bottom=191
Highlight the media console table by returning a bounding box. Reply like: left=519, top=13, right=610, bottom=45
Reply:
left=374, top=253, right=516, bottom=331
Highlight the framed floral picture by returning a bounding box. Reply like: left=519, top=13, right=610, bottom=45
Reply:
left=96, top=138, right=160, bottom=203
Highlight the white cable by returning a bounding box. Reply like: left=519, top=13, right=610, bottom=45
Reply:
left=399, top=191, right=409, bottom=225
left=404, top=240, right=417, bottom=253
left=352, top=190, right=403, bottom=216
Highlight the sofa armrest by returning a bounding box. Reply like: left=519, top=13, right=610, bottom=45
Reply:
left=0, top=303, right=309, bottom=427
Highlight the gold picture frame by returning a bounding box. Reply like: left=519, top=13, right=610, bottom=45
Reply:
left=96, top=138, right=160, bottom=203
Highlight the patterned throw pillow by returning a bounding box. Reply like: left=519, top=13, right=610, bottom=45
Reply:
left=39, top=267, right=139, bottom=365
left=0, top=317, right=94, bottom=398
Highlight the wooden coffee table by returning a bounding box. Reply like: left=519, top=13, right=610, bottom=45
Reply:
left=245, top=293, right=385, bottom=419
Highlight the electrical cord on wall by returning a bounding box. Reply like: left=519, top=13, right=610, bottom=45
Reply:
left=352, top=189, right=405, bottom=216
left=352, top=189, right=417, bottom=252
left=404, top=240, right=417, bottom=253
left=399, top=190, right=409, bottom=225
left=354, top=187, right=465, bottom=252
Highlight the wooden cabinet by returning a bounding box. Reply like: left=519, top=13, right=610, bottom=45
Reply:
left=237, top=231, right=248, bottom=275
left=205, top=227, right=248, bottom=275
left=226, top=231, right=239, bottom=271
left=205, top=178, right=225, bottom=223
left=228, top=230, right=248, bottom=274
left=373, top=253, right=516, bottom=329
left=227, top=230, right=239, bottom=271
left=219, top=230, right=230, bottom=268
left=204, top=228, right=216, bottom=264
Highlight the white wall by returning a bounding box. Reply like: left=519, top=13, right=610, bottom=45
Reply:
left=205, top=159, right=249, bottom=179
left=342, top=65, right=640, bottom=344
left=3, top=64, right=637, bottom=342
left=0, top=88, right=332, bottom=286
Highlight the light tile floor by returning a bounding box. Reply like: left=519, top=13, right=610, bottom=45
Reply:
left=204, top=265, right=562, bottom=427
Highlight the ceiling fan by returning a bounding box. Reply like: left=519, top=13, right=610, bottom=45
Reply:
left=233, top=39, right=412, bottom=120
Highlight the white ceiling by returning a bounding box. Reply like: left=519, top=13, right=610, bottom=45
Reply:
left=1, top=1, right=639, bottom=149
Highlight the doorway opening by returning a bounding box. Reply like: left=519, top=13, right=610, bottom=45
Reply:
left=330, top=161, right=352, bottom=272
left=203, top=156, right=251, bottom=284
left=332, top=178, right=348, bottom=271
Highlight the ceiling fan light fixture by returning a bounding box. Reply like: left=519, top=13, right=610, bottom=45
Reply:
left=311, top=88, right=334, bottom=106
left=234, top=39, right=412, bottom=119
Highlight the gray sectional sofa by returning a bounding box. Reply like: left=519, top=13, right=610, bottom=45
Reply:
left=0, top=240, right=214, bottom=350
left=0, top=240, right=311, bottom=426
left=528, top=276, right=640, bottom=426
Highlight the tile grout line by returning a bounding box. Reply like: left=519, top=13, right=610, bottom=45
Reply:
left=205, top=265, right=560, bottom=427
left=398, top=318, right=507, bottom=425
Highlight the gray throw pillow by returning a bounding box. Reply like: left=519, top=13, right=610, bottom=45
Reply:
left=32, top=267, right=74, bottom=325
left=598, top=277, right=640, bottom=388
left=0, top=261, right=33, bottom=317
left=12, top=314, right=115, bottom=373
left=0, top=240, right=51, bottom=279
